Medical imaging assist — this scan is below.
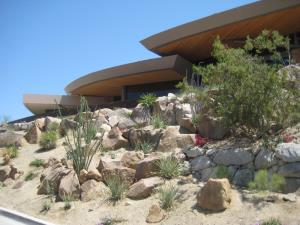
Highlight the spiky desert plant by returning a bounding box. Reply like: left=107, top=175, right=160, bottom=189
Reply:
left=25, top=171, right=38, bottom=181
left=158, top=184, right=180, bottom=210
left=39, top=130, right=58, bottom=150
left=2, top=145, right=19, bottom=163
left=138, top=93, right=157, bottom=109
left=30, top=158, right=45, bottom=167
left=151, top=114, right=167, bottom=129
left=156, top=156, right=181, bottom=179
left=261, top=218, right=282, bottom=225
left=61, top=97, right=104, bottom=176
left=62, top=194, right=73, bottom=210
left=106, top=175, right=127, bottom=202
left=135, top=141, right=154, bottom=154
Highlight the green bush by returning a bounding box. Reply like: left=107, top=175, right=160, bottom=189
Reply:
left=135, top=141, right=154, bottom=154
left=151, top=114, right=167, bottom=129
left=156, top=157, right=181, bottom=179
left=215, top=165, right=229, bottom=179
left=47, top=122, right=60, bottom=132
left=158, top=184, right=180, bottom=210
left=3, top=145, right=19, bottom=159
left=261, top=218, right=282, bottom=225
left=25, top=171, right=38, bottom=181
left=30, top=158, right=45, bottom=167
left=106, top=175, right=127, bottom=202
left=62, top=195, right=73, bottom=210
left=61, top=97, right=104, bottom=176
left=248, top=170, right=285, bottom=192
left=41, top=201, right=51, bottom=213
left=190, top=30, right=299, bottom=135
left=39, top=131, right=58, bottom=150
left=138, top=93, right=157, bottom=108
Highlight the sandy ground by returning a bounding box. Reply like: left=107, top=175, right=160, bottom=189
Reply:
left=1, top=138, right=300, bottom=225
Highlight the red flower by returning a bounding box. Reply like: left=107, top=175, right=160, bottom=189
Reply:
left=195, top=134, right=208, bottom=147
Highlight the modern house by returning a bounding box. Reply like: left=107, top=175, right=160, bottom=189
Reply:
left=24, top=0, right=300, bottom=115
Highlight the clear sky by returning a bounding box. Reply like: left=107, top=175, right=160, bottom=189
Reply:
left=0, top=0, right=255, bottom=121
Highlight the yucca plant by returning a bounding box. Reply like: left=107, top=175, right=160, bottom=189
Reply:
left=151, top=114, right=167, bottom=129
left=138, top=93, right=157, bottom=108
left=156, top=156, right=182, bottom=179
left=135, top=141, right=154, bottom=154
left=106, top=175, right=127, bottom=202
left=61, top=97, right=104, bottom=176
left=39, top=131, right=58, bottom=150
left=158, top=184, right=180, bottom=210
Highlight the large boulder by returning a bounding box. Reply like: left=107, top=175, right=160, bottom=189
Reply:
left=135, top=154, right=161, bottom=180
left=58, top=171, right=81, bottom=200
left=153, top=96, right=168, bottom=115
left=278, top=162, right=300, bottom=178
left=102, top=165, right=136, bottom=187
left=121, top=151, right=144, bottom=169
left=97, top=155, right=122, bottom=173
left=102, top=126, right=129, bottom=150
left=213, top=148, right=253, bottom=166
left=126, top=126, right=163, bottom=149
left=24, top=124, right=41, bottom=144
left=275, top=143, right=300, bottom=163
left=0, top=131, right=25, bottom=147
left=157, top=126, right=195, bottom=152
left=81, top=180, right=109, bottom=202
left=232, top=169, right=254, bottom=187
left=146, top=204, right=165, bottom=223
left=282, top=178, right=300, bottom=193
left=38, top=162, right=71, bottom=195
left=197, top=115, right=229, bottom=140
left=45, top=116, right=61, bottom=130
left=127, top=177, right=163, bottom=199
left=197, top=178, right=231, bottom=211
left=255, top=148, right=278, bottom=169
left=190, top=156, right=212, bottom=171
left=34, top=118, right=46, bottom=130
left=60, top=118, right=78, bottom=134
left=79, top=169, right=102, bottom=184
left=131, top=104, right=151, bottom=126
left=175, top=103, right=196, bottom=133
left=108, top=115, right=135, bottom=131
left=0, top=165, right=11, bottom=182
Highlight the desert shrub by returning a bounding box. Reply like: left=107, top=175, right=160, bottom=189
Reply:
left=216, top=165, right=229, bottom=179
left=3, top=145, right=19, bottom=160
left=41, top=201, right=51, bottom=213
left=47, top=122, right=60, bottom=132
left=151, top=114, right=167, bottom=129
left=61, top=97, right=104, bottom=176
left=261, top=218, right=282, bottom=225
left=188, top=30, right=299, bottom=135
left=138, top=93, right=157, bottom=108
left=248, top=170, right=285, bottom=192
left=39, top=131, right=58, bottom=150
left=25, top=171, right=38, bottom=181
left=135, top=141, right=154, bottom=154
left=106, top=175, right=127, bottom=202
left=158, top=184, right=180, bottom=210
left=30, top=158, right=45, bottom=167
left=62, top=195, right=73, bottom=210
left=156, top=157, right=181, bottom=179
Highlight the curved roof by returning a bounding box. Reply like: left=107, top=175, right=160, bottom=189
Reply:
left=141, top=0, right=300, bottom=62
left=65, top=55, right=192, bottom=96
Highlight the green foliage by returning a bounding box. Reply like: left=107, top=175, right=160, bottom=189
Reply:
left=215, top=166, right=229, bottom=179
left=61, top=97, right=103, bottom=176
left=3, top=145, right=19, bottom=159
left=158, top=184, right=180, bottom=210
left=191, top=30, right=299, bottom=135
left=106, top=175, right=127, bottom=202
left=47, top=122, right=60, bottom=133
left=248, top=170, right=285, bottom=192
left=41, top=201, right=51, bottom=213
left=156, top=157, right=181, bottom=179
left=30, top=158, right=45, bottom=167
left=39, top=131, right=58, bottom=150
left=62, top=195, right=73, bottom=210
left=25, top=171, right=38, bottom=181
left=138, top=93, right=157, bottom=108
left=151, top=114, right=167, bottom=129
left=261, top=218, right=282, bottom=225
left=135, top=141, right=154, bottom=154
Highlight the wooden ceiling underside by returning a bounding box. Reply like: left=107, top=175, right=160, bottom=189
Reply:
left=154, top=6, right=300, bottom=62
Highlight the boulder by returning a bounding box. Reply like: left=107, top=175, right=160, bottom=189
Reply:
left=38, top=162, right=71, bottom=195
left=121, top=151, right=144, bottom=169
left=127, top=177, right=163, bottom=199
left=183, top=146, right=205, bottom=158
left=24, top=124, right=41, bottom=144
left=282, top=178, right=300, bottom=193
left=58, top=171, right=81, bottom=200
left=127, top=126, right=163, bottom=149
left=153, top=96, right=168, bottom=115
left=157, top=126, right=195, bottom=152
left=102, top=165, right=136, bottom=187
left=34, top=118, right=46, bottom=130
left=79, top=169, right=102, bottom=184
left=9, top=165, right=23, bottom=180
left=95, top=108, right=113, bottom=117
left=0, top=131, right=25, bottom=147
left=100, top=124, right=111, bottom=133
left=255, top=148, right=278, bottom=169
left=275, top=143, right=300, bottom=163
left=135, top=155, right=161, bottom=180
left=232, top=169, right=254, bottom=187
left=45, top=116, right=61, bottom=130
left=146, top=204, right=165, bottom=223
left=278, top=162, right=300, bottom=178
left=200, top=167, right=218, bottom=181
left=197, top=178, right=231, bottom=211
left=190, top=156, right=212, bottom=171
left=131, top=104, right=151, bottom=126
left=0, top=166, right=11, bottom=182
left=175, top=103, right=192, bottom=123
left=162, top=103, right=176, bottom=125
left=60, top=119, right=78, bottom=134
left=197, top=115, right=229, bottom=140
left=81, top=180, right=109, bottom=202
left=108, top=115, right=136, bottom=131
left=178, top=117, right=195, bottom=133
left=213, top=148, right=253, bottom=166
left=102, top=126, right=129, bottom=150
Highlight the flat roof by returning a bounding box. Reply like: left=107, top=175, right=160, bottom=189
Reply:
left=141, top=0, right=300, bottom=62
left=65, top=55, right=192, bottom=96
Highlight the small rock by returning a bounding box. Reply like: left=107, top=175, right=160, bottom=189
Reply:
left=127, top=177, right=163, bottom=199
left=135, top=155, right=161, bottom=180
left=190, top=156, right=212, bottom=171
left=282, top=193, right=297, bottom=202
left=146, top=204, right=165, bottom=223
left=183, top=146, right=205, bottom=158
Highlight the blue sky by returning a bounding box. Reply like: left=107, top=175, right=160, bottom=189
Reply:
left=0, top=0, right=255, bottom=120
